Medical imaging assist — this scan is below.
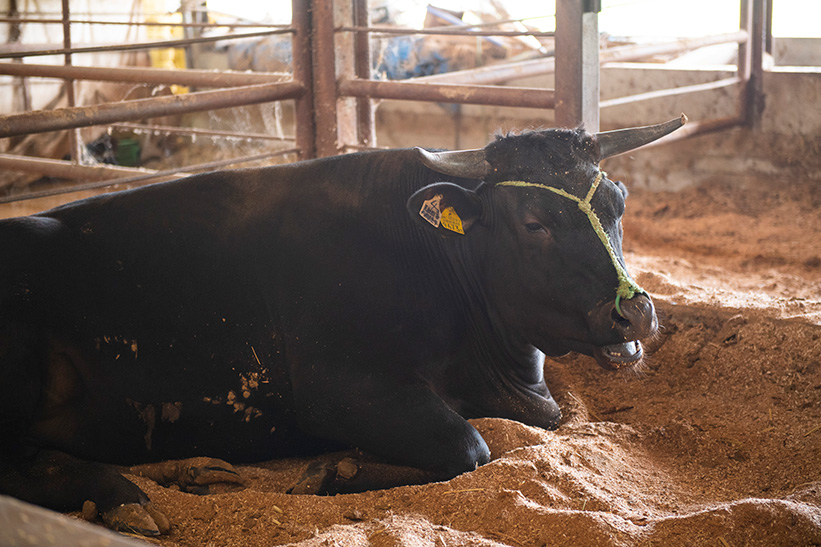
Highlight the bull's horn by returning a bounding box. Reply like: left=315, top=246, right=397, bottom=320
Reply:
left=595, top=113, right=688, bottom=160
left=414, top=147, right=491, bottom=180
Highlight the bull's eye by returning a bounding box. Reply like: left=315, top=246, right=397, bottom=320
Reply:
left=525, top=222, right=547, bottom=234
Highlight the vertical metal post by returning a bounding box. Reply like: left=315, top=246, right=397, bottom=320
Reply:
left=353, top=0, right=374, bottom=148
left=311, top=0, right=340, bottom=157
left=555, top=0, right=600, bottom=131
left=740, top=0, right=765, bottom=127
left=291, top=0, right=316, bottom=159
left=747, top=0, right=765, bottom=127
left=738, top=0, right=752, bottom=82
left=180, top=0, right=197, bottom=70
left=7, top=0, right=31, bottom=115
left=61, top=0, right=83, bottom=163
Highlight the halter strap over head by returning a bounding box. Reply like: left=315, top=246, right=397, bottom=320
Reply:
left=496, top=171, right=644, bottom=317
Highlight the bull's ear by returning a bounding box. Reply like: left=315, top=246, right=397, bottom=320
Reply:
left=407, top=182, right=482, bottom=237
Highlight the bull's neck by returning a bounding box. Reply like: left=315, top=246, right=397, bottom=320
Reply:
left=444, top=227, right=543, bottom=377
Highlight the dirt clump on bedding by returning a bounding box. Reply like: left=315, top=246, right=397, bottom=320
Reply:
left=71, top=176, right=821, bottom=546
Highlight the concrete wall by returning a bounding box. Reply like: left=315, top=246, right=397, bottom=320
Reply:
left=603, top=68, right=821, bottom=191
left=773, top=38, right=821, bottom=67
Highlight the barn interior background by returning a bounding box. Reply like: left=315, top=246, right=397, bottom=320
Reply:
left=1, top=0, right=820, bottom=546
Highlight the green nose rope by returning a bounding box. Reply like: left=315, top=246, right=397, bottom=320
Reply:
left=497, top=171, right=644, bottom=317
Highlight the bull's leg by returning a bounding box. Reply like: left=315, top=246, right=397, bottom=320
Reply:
left=289, top=455, right=439, bottom=495
left=0, top=448, right=169, bottom=536
left=292, top=375, right=490, bottom=494
left=444, top=352, right=563, bottom=430
left=129, top=457, right=245, bottom=495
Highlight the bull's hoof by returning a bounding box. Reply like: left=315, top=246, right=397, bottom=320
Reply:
left=287, top=461, right=337, bottom=495
left=101, top=502, right=170, bottom=536
left=287, top=456, right=438, bottom=495
left=130, top=457, right=245, bottom=494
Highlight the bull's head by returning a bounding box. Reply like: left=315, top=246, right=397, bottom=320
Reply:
left=409, top=115, right=686, bottom=371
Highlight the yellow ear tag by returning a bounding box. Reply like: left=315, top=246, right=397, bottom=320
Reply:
left=440, top=206, right=465, bottom=234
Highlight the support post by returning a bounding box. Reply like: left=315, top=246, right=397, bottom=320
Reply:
left=311, top=0, right=340, bottom=157
left=738, top=0, right=752, bottom=82
left=555, top=0, right=600, bottom=131
left=353, top=0, right=375, bottom=148
left=739, top=0, right=765, bottom=127
left=6, top=0, right=31, bottom=115
left=60, top=0, right=83, bottom=163
left=291, top=0, right=316, bottom=159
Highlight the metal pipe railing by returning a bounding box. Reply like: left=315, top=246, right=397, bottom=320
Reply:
left=0, top=152, right=174, bottom=182
left=0, top=0, right=769, bottom=201
left=0, top=148, right=299, bottom=204
left=0, top=62, right=290, bottom=87
left=339, top=78, right=556, bottom=109
left=0, top=28, right=293, bottom=60
left=110, top=122, right=295, bottom=142
left=337, top=26, right=556, bottom=38
left=0, top=81, right=305, bottom=138
left=411, top=30, right=749, bottom=86
left=0, top=17, right=288, bottom=29
left=600, top=77, right=742, bottom=109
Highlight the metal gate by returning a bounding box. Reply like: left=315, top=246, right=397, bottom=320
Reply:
left=0, top=0, right=767, bottom=203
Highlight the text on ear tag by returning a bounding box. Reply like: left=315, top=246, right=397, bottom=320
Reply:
left=419, top=194, right=442, bottom=227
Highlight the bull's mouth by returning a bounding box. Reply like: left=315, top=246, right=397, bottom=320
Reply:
left=593, top=340, right=643, bottom=371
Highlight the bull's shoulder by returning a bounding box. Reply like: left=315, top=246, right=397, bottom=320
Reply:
left=0, top=215, right=65, bottom=257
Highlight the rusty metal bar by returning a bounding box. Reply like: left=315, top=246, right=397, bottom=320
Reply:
left=337, top=25, right=556, bottom=38
left=339, top=78, right=555, bottom=109
left=0, top=81, right=305, bottom=139
left=291, top=0, right=316, bottom=160
left=415, top=31, right=749, bottom=86
left=0, top=62, right=290, bottom=87
left=0, top=17, right=289, bottom=28
left=600, top=31, right=749, bottom=62
left=0, top=153, right=175, bottom=182
left=600, top=77, right=741, bottom=109
left=0, top=28, right=293, bottom=60
left=312, top=0, right=340, bottom=157
left=0, top=148, right=299, bottom=204
left=353, top=0, right=374, bottom=148
left=414, top=57, right=555, bottom=86
left=110, top=122, right=295, bottom=142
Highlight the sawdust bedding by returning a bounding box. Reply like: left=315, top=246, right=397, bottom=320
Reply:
left=46, top=174, right=821, bottom=546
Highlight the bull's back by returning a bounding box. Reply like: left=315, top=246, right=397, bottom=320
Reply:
left=0, top=150, right=451, bottom=464
left=0, top=173, right=318, bottom=463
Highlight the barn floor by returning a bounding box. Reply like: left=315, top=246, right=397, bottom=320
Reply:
left=5, top=173, right=821, bottom=546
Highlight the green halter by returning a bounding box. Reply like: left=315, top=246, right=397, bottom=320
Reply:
left=497, top=171, right=644, bottom=317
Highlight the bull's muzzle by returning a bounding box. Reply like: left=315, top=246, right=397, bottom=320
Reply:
left=589, top=293, right=658, bottom=370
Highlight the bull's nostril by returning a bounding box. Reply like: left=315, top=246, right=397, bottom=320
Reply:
left=611, top=307, right=631, bottom=328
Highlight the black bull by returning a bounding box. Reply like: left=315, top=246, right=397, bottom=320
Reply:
left=0, top=117, right=684, bottom=534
